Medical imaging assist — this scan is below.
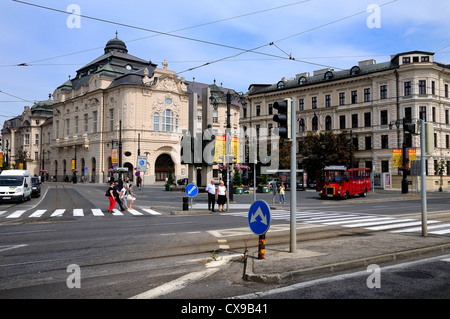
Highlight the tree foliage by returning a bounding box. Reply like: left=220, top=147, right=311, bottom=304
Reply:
left=299, top=131, right=352, bottom=182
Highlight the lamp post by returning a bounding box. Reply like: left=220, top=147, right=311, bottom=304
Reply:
left=209, top=90, right=247, bottom=209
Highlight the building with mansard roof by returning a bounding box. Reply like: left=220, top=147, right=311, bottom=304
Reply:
left=243, top=51, right=450, bottom=190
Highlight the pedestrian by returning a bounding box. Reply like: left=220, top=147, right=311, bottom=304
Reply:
left=119, top=183, right=128, bottom=210
left=279, top=182, right=286, bottom=204
left=114, top=181, right=127, bottom=211
left=127, top=183, right=136, bottom=209
left=106, top=182, right=116, bottom=213
left=137, top=176, right=142, bottom=190
left=216, top=181, right=228, bottom=212
left=205, top=180, right=216, bottom=212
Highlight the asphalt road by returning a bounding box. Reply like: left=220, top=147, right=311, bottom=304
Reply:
left=0, top=182, right=449, bottom=300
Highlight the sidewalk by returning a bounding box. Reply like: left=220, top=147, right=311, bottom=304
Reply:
left=244, top=231, right=450, bottom=284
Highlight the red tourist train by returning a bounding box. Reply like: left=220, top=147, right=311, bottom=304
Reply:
left=316, top=166, right=371, bottom=199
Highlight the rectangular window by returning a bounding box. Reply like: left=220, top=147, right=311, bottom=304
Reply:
left=35, top=134, right=39, bottom=145
left=75, top=116, right=79, bottom=135
left=351, top=90, right=358, bottom=104
left=84, top=114, right=88, bottom=133
left=419, top=80, right=426, bottom=94
left=56, top=120, right=60, bottom=139
left=445, top=84, right=449, bottom=98
left=311, top=97, right=317, bottom=109
left=364, top=112, right=371, bottom=127
left=380, top=110, right=388, bottom=125
left=93, top=111, right=98, bottom=133
left=365, top=136, right=372, bottom=150
left=66, top=119, right=70, bottom=136
left=339, top=92, right=345, bottom=106
left=351, top=114, right=358, bottom=128
left=381, top=135, right=389, bottom=149
left=364, top=88, right=371, bottom=102
left=380, top=85, right=387, bottom=99
left=419, top=106, right=427, bottom=121
left=339, top=115, right=346, bottom=129
left=268, top=103, right=273, bottom=115
left=325, top=94, right=331, bottom=107
left=256, top=105, right=260, bottom=116
left=381, top=160, right=389, bottom=172
left=446, top=110, right=449, bottom=124
left=299, top=99, right=304, bottom=111
left=431, top=81, right=436, bottom=95
left=24, top=134, right=30, bottom=145
left=405, top=107, right=412, bottom=123
left=109, top=109, right=114, bottom=131
left=404, top=81, right=411, bottom=96
left=34, top=152, right=39, bottom=161
left=432, top=107, right=436, bottom=122
left=402, top=57, right=411, bottom=64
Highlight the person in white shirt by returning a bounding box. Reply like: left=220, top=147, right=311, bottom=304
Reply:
left=216, top=181, right=228, bottom=212
left=205, top=180, right=216, bottom=212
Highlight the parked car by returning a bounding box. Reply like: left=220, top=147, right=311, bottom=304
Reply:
left=177, top=178, right=188, bottom=186
left=31, top=177, right=41, bottom=197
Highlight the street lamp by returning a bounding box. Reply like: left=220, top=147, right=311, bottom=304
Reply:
left=209, top=90, right=247, bottom=209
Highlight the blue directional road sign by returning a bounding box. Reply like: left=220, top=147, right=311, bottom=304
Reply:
left=186, top=183, right=199, bottom=197
left=248, top=200, right=271, bottom=235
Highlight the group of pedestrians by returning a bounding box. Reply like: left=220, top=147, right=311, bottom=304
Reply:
left=205, top=180, right=228, bottom=212
left=106, top=178, right=137, bottom=213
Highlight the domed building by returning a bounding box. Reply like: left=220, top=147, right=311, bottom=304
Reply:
left=50, top=34, right=190, bottom=183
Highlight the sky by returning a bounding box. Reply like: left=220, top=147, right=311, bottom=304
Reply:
left=1, top=0, right=450, bottom=129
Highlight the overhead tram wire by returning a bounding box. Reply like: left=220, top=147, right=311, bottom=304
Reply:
left=11, top=0, right=312, bottom=67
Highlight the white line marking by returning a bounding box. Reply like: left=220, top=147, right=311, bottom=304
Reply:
left=91, top=209, right=104, bottom=216
left=366, top=220, right=439, bottom=231
left=29, top=210, right=47, bottom=218
left=142, top=208, right=162, bottom=215
left=112, top=209, right=123, bottom=216
left=128, top=209, right=143, bottom=215
left=51, top=209, right=65, bottom=217
left=429, top=228, right=450, bottom=235
left=344, top=218, right=416, bottom=228
left=6, top=210, right=26, bottom=218
left=392, top=223, right=450, bottom=233
left=73, top=209, right=84, bottom=217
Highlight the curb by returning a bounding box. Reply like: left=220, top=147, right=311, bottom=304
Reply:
left=243, top=242, right=450, bottom=284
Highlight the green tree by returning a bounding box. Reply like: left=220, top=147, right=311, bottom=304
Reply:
left=299, top=131, right=352, bottom=182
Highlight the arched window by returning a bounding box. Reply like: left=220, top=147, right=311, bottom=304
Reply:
left=325, top=115, right=332, bottom=131
left=153, top=112, right=160, bottom=131
left=324, top=71, right=333, bottom=80
left=162, top=109, right=173, bottom=132
left=298, top=77, right=307, bottom=85
left=350, top=66, right=361, bottom=75
left=277, top=81, right=285, bottom=89
left=312, top=115, right=318, bottom=131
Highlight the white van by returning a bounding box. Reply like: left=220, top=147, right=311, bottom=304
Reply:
left=0, top=170, right=32, bottom=203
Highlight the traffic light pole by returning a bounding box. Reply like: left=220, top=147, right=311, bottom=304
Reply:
left=290, top=98, right=296, bottom=253
left=420, top=119, right=427, bottom=236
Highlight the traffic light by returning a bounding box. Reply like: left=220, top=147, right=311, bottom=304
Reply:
left=272, top=98, right=292, bottom=139
left=403, top=123, right=416, bottom=134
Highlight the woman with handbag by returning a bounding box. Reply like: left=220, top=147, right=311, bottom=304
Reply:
left=127, top=183, right=137, bottom=209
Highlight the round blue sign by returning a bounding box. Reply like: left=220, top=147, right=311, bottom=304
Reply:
left=186, top=183, right=198, bottom=197
left=248, top=200, right=271, bottom=235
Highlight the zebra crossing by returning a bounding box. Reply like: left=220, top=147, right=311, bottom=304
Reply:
left=0, top=207, right=162, bottom=219
left=224, top=209, right=450, bottom=236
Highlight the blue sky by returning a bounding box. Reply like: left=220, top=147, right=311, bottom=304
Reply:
left=1, top=0, right=450, bottom=128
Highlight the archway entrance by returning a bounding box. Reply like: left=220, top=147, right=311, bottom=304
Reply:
left=155, top=154, right=174, bottom=182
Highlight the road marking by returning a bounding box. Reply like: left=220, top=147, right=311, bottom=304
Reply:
left=112, top=209, right=123, bottom=216
left=6, top=210, right=26, bottom=218
left=130, top=254, right=240, bottom=299
left=366, top=220, right=440, bottom=231
left=0, top=211, right=7, bottom=216
left=51, top=209, right=65, bottom=217
left=29, top=210, right=47, bottom=218
left=344, top=218, right=416, bottom=228
left=0, top=244, right=28, bottom=253
left=73, top=209, right=84, bottom=217
left=392, top=223, right=450, bottom=233
left=429, top=228, right=450, bottom=235
left=128, top=209, right=143, bottom=216
left=142, top=208, right=162, bottom=215
left=91, top=209, right=104, bottom=216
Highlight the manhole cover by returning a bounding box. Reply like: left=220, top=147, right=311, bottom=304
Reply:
left=394, top=270, right=434, bottom=279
